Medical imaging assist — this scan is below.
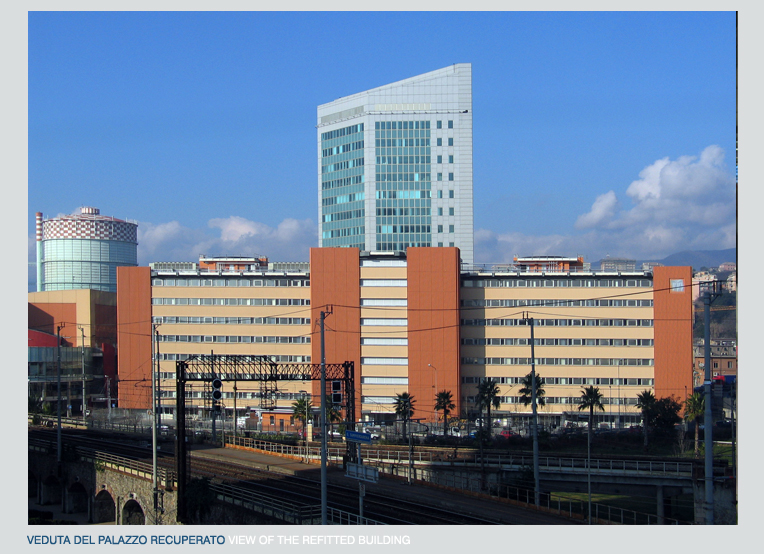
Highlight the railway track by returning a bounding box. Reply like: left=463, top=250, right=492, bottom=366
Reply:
left=29, top=427, right=578, bottom=524
left=185, top=456, right=500, bottom=524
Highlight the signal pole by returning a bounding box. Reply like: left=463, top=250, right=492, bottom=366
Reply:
left=702, top=281, right=722, bottom=525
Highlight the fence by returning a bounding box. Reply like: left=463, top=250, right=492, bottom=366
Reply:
left=229, top=438, right=689, bottom=525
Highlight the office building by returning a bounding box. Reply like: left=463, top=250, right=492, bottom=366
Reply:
left=35, top=207, right=138, bottom=292
left=116, top=248, right=693, bottom=432
left=317, top=64, right=474, bottom=266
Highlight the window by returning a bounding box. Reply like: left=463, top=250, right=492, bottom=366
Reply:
left=448, top=155, right=454, bottom=163
left=448, top=138, right=454, bottom=146
left=448, top=173, right=454, bottom=181
left=449, top=225, right=455, bottom=233
left=360, top=299, right=407, bottom=307
left=670, top=279, right=685, bottom=292
left=438, top=207, right=443, bottom=216
left=438, top=190, right=443, bottom=198
left=437, top=120, right=442, bottom=129
left=437, top=138, right=442, bottom=146
left=361, top=318, right=408, bottom=326
left=438, top=242, right=443, bottom=247
left=449, top=189, right=454, bottom=198
left=449, top=207, right=454, bottom=216
left=437, top=155, right=442, bottom=163
left=437, top=172, right=442, bottom=181
left=448, top=120, right=453, bottom=128
left=438, top=225, right=443, bottom=233
left=449, top=242, right=455, bottom=247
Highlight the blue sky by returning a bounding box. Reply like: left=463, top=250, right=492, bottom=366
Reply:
left=28, top=10, right=736, bottom=282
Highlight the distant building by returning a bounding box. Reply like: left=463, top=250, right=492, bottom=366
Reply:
left=149, top=261, right=197, bottom=272
left=599, top=256, right=636, bottom=272
left=642, top=262, right=664, bottom=271
left=693, top=339, right=737, bottom=386
left=35, top=207, right=138, bottom=293
left=513, top=256, right=585, bottom=273
left=28, top=289, right=118, bottom=415
left=692, top=271, right=717, bottom=301
left=725, top=272, right=736, bottom=293
left=718, top=262, right=736, bottom=272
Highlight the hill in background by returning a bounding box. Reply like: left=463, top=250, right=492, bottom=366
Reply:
left=632, top=248, right=737, bottom=271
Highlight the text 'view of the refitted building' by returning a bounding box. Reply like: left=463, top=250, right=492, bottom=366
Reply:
left=317, top=64, right=474, bottom=266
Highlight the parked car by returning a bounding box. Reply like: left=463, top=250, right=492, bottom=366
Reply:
left=499, top=429, right=517, bottom=439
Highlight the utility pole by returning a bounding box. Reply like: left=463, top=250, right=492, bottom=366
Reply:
left=319, top=308, right=330, bottom=525
left=523, top=314, right=541, bottom=506
left=56, top=325, right=63, bottom=468
left=106, top=376, right=112, bottom=424
left=80, top=326, right=86, bottom=427
left=152, top=323, right=160, bottom=524
left=702, top=282, right=722, bottom=525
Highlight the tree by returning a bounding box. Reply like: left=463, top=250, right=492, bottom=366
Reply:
left=518, top=372, right=546, bottom=408
left=684, top=392, right=705, bottom=458
left=394, top=392, right=416, bottom=441
left=475, top=379, right=501, bottom=435
left=652, top=396, right=682, bottom=435
left=325, top=395, right=342, bottom=439
left=434, top=390, right=455, bottom=437
left=28, top=394, right=43, bottom=414
left=636, top=390, right=656, bottom=449
left=577, top=386, right=605, bottom=435
left=291, top=397, right=313, bottom=437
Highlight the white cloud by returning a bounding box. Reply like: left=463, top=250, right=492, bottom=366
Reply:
left=574, top=191, right=618, bottom=230
left=476, top=146, right=735, bottom=263
left=136, top=216, right=317, bottom=265
left=496, top=146, right=737, bottom=262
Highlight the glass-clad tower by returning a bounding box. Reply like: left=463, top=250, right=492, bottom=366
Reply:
left=317, top=64, right=474, bottom=266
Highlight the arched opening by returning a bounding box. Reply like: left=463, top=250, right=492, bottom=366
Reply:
left=67, top=482, right=88, bottom=514
left=41, top=475, right=61, bottom=506
left=121, top=499, right=145, bottom=525
left=93, top=490, right=115, bottom=524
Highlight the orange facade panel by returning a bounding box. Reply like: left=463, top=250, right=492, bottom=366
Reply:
left=407, top=248, right=461, bottom=420
left=652, top=266, right=694, bottom=401
left=116, top=266, right=152, bottom=409
left=28, top=302, right=78, bottom=345
left=309, top=248, right=361, bottom=418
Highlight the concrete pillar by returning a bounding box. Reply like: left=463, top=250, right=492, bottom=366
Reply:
left=656, top=485, right=665, bottom=525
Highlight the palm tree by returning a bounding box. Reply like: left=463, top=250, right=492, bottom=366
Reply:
left=475, top=379, right=501, bottom=437
left=434, top=390, right=456, bottom=436
left=292, top=397, right=313, bottom=437
left=394, top=392, right=416, bottom=441
left=636, top=390, right=656, bottom=449
left=519, top=372, right=546, bottom=407
left=578, top=386, right=605, bottom=435
left=684, top=392, right=705, bottom=458
left=325, top=395, right=342, bottom=439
